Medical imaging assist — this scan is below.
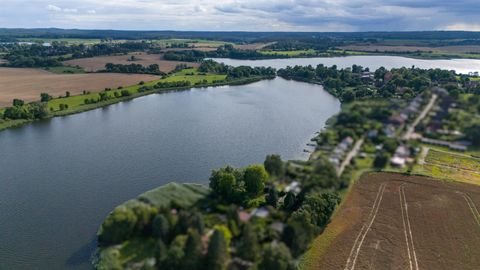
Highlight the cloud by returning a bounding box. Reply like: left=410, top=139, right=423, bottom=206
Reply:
left=0, top=0, right=476, bottom=31
left=46, top=4, right=62, bottom=12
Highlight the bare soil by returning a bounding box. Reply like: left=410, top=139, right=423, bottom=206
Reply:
left=63, top=52, right=199, bottom=73
left=312, top=173, right=480, bottom=270
left=0, top=67, right=159, bottom=107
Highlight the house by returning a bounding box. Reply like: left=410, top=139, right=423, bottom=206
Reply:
left=251, top=208, right=269, bottom=218
left=285, top=181, right=301, bottom=195
left=391, top=156, right=406, bottom=167
left=391, top=145, right=411, bottom=167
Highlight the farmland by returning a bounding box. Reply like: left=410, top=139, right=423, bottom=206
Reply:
left=0, top=67, right=159, bottom=107
left=63, top=52, right=199, bottom=73
left=414, top=148, right=480, bottom=185
left=338, top=45, right=480, bottom=59
left=305, top=173, right=480, bottom=270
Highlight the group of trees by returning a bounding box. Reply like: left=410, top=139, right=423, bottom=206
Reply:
left=209, top=164, right=269, bottom=205
left=97, top=153, right=342, bottom=270
left=198, top=60, right=276, bottom=80
left=104, top=63, right=162, bottom=74
left=2, top=100, right=49, bottom=120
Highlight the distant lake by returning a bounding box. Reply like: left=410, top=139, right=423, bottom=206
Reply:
left=214, top=55, right=480, bottom=74
left=0, top=78, right=340, bottom=270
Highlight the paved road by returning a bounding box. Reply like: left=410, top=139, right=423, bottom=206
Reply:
left=338, top=137, right=365, bottom=176
left=403, top=94, right=438, bottom=140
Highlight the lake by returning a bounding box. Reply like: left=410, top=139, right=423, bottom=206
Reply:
left=0, top=78, right=340, bottom=270
left=1, top=55, right=480, bottom=270
left=214, top=55, right=480, bottom=74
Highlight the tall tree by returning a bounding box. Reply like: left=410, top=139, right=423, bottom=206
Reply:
left=207, top=230, right=229, bottom=270
left=244, top=165, right=268, bottom=196
left=264, top=154, right=285, bottom=177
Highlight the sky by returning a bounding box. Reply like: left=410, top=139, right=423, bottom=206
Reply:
left=0, top=0, right=479, bottom=32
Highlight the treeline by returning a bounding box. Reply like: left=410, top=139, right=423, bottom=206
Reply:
left=164, top=45, right=287, bottom=61
left=104, top=63, right=162, bottom=75
left=1, top=42, right=154, bottom=67
left=198, top=60, right=276, bottom=80
left=97, top=154, right=342, bottom=270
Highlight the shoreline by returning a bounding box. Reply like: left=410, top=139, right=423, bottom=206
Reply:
left=0, top=75, right=273, bottom=133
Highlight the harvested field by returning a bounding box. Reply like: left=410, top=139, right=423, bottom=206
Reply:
left=308, top=173, right=480, bottom=270
left=63, top=52, right=199, bottom=73
left=339, top=45, right=480, bottom=54
left=0, top=67, right=159, bottom=107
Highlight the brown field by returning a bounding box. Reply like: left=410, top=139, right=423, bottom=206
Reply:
left=339, top=45, right=480, bottom=53
left=310, top=173, right=480, bottom=270
left=63, top=52, right=199, bottom=73
left=0, top=67, right=159, bottom=107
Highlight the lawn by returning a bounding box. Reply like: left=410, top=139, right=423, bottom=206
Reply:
left=139, top=182, right=210, bottom=208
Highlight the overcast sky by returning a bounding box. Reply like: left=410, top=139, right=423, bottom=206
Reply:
left=1, top=0, right=479, bottom=32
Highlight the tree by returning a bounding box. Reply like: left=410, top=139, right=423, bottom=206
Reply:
left=182, top=230, right=204, bottom=270
left=210, top=170, right=237, bottom=200
left=465, top=124, right=480, bottom=146
left=29, top=102, right=49, bottom=119
left=264, top=154, right=285, bottom=177
left=244, top=165, right=268, bottom=196
left=152, top=214, right=170, bottom=241
left=40, top=93, right=52, bottom=102
left=374, top=152, right=390, bottom=169
left=282, top=209, right=315, bottom=256
left=258, top=243, right=294, bottom=270
left=98, top=205, right=137, bottom=245
left=236, top=223, right=260, bottom=262
left=341, top=89, right=355, bottom=103
left=207, top=230, right=229, bottom=270
left=65, top=91, right=71, bottom=97
left=266, top=187, right=279, bottom=208
left=283, top=192, right=296, bottom=211
left=12, top=99, right=24, bottom=107
left=190, top=213, right=205, bottom=235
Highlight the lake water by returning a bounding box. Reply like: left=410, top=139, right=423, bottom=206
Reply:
left=1, top=55, right=479, bottom=270
left=0, top=78, right=340, bottom=270
left=214, top=55, right=480, bottom=74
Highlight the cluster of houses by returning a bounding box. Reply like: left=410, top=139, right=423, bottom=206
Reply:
left=328, top=136, right=354, bottom=167
left=389, top=94, right=424, bottom=126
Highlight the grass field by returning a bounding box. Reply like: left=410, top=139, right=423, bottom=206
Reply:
left=260, top=49, right=317, bottom=56
left=63, top=52, right=199, bottom=73
left=304, top=173, right=480, bottom=270
left=47, top=68, right=226, bottom=111
left=414, top=148, right=480, bottom=185
left=44, top=66, right=85, bottom=74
